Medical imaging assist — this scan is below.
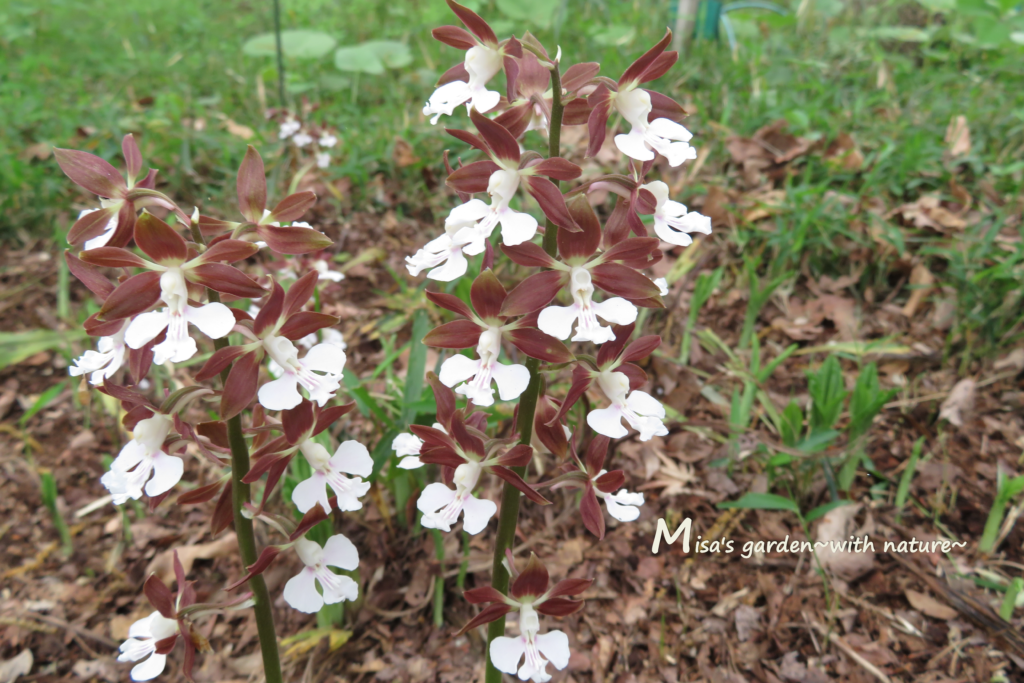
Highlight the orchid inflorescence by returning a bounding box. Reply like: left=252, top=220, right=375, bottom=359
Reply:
left=59, top=1, right=709, bottom=680
left=394, top=2, right=710, bottom=680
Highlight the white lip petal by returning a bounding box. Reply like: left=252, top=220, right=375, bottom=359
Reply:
left=537, top=305, right=578, bottom=341
left=535, top=630, right=571, bottom=670
left=391, top=433, right=423, bottom=457
left=129, top=653, right=168, bottom=682
left=491, top=362, right=531, bottom=402
left=302, top=344, right=347, bottom=375
left=497, top=209, right=539, bottom=246
left=587, top=406, right=629, bottom=438
left=489, top=635, right=528, bottom=675
left=143, top=453, right=183, bottom=497
left=321, top=533, right=360, bottom=571
left=397, top=455, right=424, bottom=469
left=615, top=129, right=655, bottom=162
left=331, top=440, right=373, bottom=477
left=470, top=87, right=501, bottom=114
left=460, top=494, right=497, bottom=535
left=291, top=473, right=330, bottom=514
left=439, top=355, right=481, bottom=388
left=283, top=568, right=323, bottom=613
left=258, top=375, right=303, bottom=411
left=417, top=482, right=458, bottom=515
left=427, top=248, right=469, bottom=282
left=604, top=496, right=640, bottom=522
left=125, top=310, right=171, bottom=349
left=592, top=297, right=638, bottom=326
left=184, top=302, right=235, bottom=340
left=648, top=117, right=693, bottom=142
left=625, top=390, right=666, bottom=418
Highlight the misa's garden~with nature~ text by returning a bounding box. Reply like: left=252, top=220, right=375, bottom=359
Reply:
left=1, top=0, right=1023, bottom=681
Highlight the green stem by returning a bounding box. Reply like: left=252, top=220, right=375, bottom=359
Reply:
left=484, top=62, right=563, bottom=683
left=191, top=219, right=283, bottom=683
left=272, top=0, right=286, bottom=107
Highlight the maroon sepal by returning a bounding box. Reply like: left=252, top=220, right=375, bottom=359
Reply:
left=199, top=239, right=259, bottom=264
left=455, top=603, right=513, bottom=636
left=433, top=25, right=477, bottom=50
left=447, top=159, right=501, bottom=194
left=470, top=109, right=520, bottom=163
left=619, top=29, right=672, bottom=88
left=210, top=482, right=235, bottom=535
left=534, top=396, right=568, bottom=458
left=236, top=146, right=267, bottom=223
left=282, top=399, right=315, bottom=444
left=445, top=127, right=489, bottom=153
left=291, top=501, right=335, bottom=541
left=595, top=470, right=626, bottom=494
left=500, top=270, right=565, bottom=317
left=524, top=175, right=578, bottom=232
left=647, top=90, right=688, bottom=124
left=536, top=597, right=585, bottom=616
left=144, top=575, right=176, bottom=619
left=530, top=157, right=582, bottom=181
left=255, top=223, right=333, bottom=255
left=546, top=577, right=593, bottom=599
left=490, top=466, right=551, bottom=505
left=547, top=364, right=595, bottom=426
left=437, top=61, right=470, bottom=87
left=510, top=553, right=549, bottom=598
left=135, top=213, right=188, bottom=264
left=622, top=334, right=661, bottom=362
left=79, top=246, right=148, bottom=269
left=196, top=421, right=230, bottom=449
left=463, top=586, right=509, bottom=604
left=585, top=85, right=613, bottom=158
left=225, top=545, right=283, bottom=591
left=267, top=191, right=317, bottom=224
left=500, top=242, right=559, bottom=269
left=427, top=372, right=457, bottom=428
left=66, top=251, right=115, bottom=299
left=496, top=443, right=534, bottom=468
left=176, top=478, right=227, bottom=505
left=98, top=271, right=162, bottom=321
left=590, top=263, right=662, bottom=302
left=425, top=289, right=475, bottom=319
left=470, top=269, right=507, bottom=321
left=596, top=323, right=634, bottom=367
left=188, top=263, right=266, bottom=298
left=422, top=320, right=482, bottom=349
left=220, top=350, right=261, bottom=419
left=580, top=485, right=605, bottom=539
left=559, top=196, right=602, bottom=260
left=584, top=434, right=611, bottom=476
left=196, top=346, right=248, bottom=381
left=313, top=402, right=356, bottom=435
left=68, top=205, right=120, bottom=246
left=506, top=328, right=574, bottom=364
left=53, top=148, right=126, bottom=199
left=279, top=312, right=339, bottom=340
left=562, top=62, right=600, bottom=92
left=83, top=314, right=124, bottom=337
left=562, top=97, right=593, bottom=126
left=446, top=0, right=497, bottom=47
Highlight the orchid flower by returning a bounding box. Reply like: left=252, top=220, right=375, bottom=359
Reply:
left=423, top=0, right=523, bottom=123
left=588, top=369, right=667, bottom=441
left=290, top=439, right=372, bottom=514
left=57, top=134, right=175, bottom=251
left=392, top=421, right=446, bottom=470
left=279, top=119, right=301, bottom=139
left=292, top=132, right=313, bottom=147
left=504, top=196, right=664, bottom=344
left=412, top=410, right=548, bottom=534
left=642, top=180, right=711, bottom=246
left=312, top=258, right=344, bottom=282
left=457, top=554, right=590, bottom=682
left=653, top=277, right=669, bottom=296
left=101, top=413, right=182, bottom=504
left=585, top=30, right=696, bottom=167
left=316, top=152, right=331, bottom=169
left=408, top=111, right=581, bottom=282
left=195, top=273, right=343, bottom=417
left=77, top=212, right=264, bottom=365
left=423, top=270, right=573, bottom=407
left=319, top=134, right=337, bottom=148
left=69, top=323, right=127, bottom=385
left=546, top=323, right=666, bottom=443
left=418, top=461, right=497, bottom=534
left=117, top=612, right=179, bottom=681
left=283, top=535, right=360, bottom=613
left=597, top=482, right=645, bottom=523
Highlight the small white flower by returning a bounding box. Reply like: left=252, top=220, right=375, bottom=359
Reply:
left=117, top=611, right=179, bottom=681
left=439, top=327, right=529, bottom=407
left=125, top=267, right=235, bottom=364
left=537, top=267, right=636, bottom=344
left=77, top=208, right=119, bottom=251
left=101, top=414, right=182, bottom=504
left=292, top=131, right=313, bottom=147
left=318, top=134, right=338, bottom=148
left=69, top=325, right=127, bottom=385
left=391, top=422, right=445, bottom=470
left=313, top=259, right=344, bottom=282
left=283, top=535, right=360, bottom=613
left=316, top=152, right=331, bottom=168
left=418, top=461, right=496, bottom=534
left=407, top=170, right=536, bottom=282
left=258, top=335, right=345, bottom=410
left=587, top=370, right=667, bottom=442
left=291, top=439, right=372, bottom=513
left=279, top=119, right=301, bottom=140
left=423, top=45, right=503, bottom=124
left=614, top=88, right=697, bottom=167
left=653, top=277, right=669, bottom=296
left=641, top=180, right=711, bottom=247
left=593, top=470, right=644, bottom=522
left=489, top=604, right=571, bottom=683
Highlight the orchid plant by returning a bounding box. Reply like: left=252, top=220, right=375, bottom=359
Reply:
left=58, top=2, right=709, bottom=681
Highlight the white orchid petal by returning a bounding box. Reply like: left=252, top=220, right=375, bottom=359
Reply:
left=439, top=354, right=481, bottom=388
left=331, top=440, right=373, bottom=477
left=489, top=636, right=527, bottom=675
left=460, top=494, right=497, bottom=535
left=591, top=298, right=638, bottom=326
left=129, top=653, right=168, bottom=681
left=490, top=362, right=531, bottom=402
left=537, top=305, right=578, bottom=341
left=125, top=310, right=171, bottom=350
left=535, top=630, right=571, bottom=670
left=184, top=303, right=235, bottom=340
left=587, top=406, right=629, bottom=438
left=321, top=534, right=360, bottom=571
left=398, top=456, right=424, bottom=469
left=614, top=128, right=655, bottom=161
left=497, top=209, right=539, bottom=246
left=625, top=390, right=666, bottom=418
left=427, top=249, right=469, bottom=282
left=258, top=375, right=303, bottom=411
left=283, top=569, right=323, bottom=613
left=302, top=344, right=347, bottom=375
left=291, top=473, right=330, bottom=514
left=143, top=453, right=183, bottom=497
left=604, top=496, right=640, bottom=522
left=417, top=483, right=457, bottom=515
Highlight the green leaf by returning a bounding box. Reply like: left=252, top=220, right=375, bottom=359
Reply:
left=780, top=400, right=804, bottom=448
left=0, top=329, right=88, bottom=370
left=495, top=0, right=558, bottom=29
left=718, top=492, right=800, bottom=513
left=795, top=429, right=839, bottom=453
left=243, top=30, right=337, bottom=60
left=805, top=499, right=854, bottom=523
left=895, top=438, right=923, bottom=510
left=848, top=363, right=897, bottom=440
left=866, top=26, right=933, bottom=42
left=589, top=24, right=636, bottom=47
left=21, top=381, right=67, bottom=427
left=807, top=356, right=847, bottom=432
left=333, top=40, right=412, bottom=75
left=402, top=309, right=430, bottom=426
